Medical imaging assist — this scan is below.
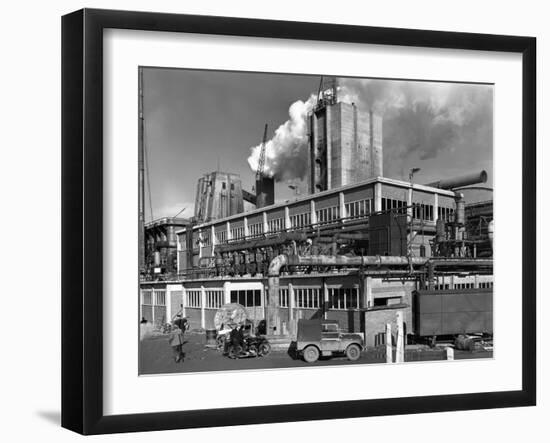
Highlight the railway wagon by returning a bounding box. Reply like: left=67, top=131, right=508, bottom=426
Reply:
left=413, top=288, right=493, bottom=339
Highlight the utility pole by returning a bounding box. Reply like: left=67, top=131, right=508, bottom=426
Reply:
left=408, top=168, right=421, bottom=257
left=138, top=68, right=145, bottom=274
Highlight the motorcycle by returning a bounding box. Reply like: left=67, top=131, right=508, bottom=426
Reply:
left=222, top=326, right=271, bottom=359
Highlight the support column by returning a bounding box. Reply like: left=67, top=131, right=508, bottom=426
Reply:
left=434, top=193, right=439, bottom=222
left=165, top=286, right=173, bottom=323
left=323, top=280, right=329, bottom=319
left=374, top=182, right=382, bottom=212
left=181, top=286, right=187, bottom=317
left=200, top=285, right=206, bottom=329
left=288, top=283, right=294, bottom=321
left=263, top=212, right=269, bottom=235
left=396, top=311, right=404, bottom=363
left=226, top=221, right=230, bottom=242
left=385, top=323, right=393, bottom=364
left=363, top=276, right=373, bottom=308
left=407, top=187, right=413, bottom=218
left=339, top=192, right=346, bottom=222
left=284, top=207, right=291, bottom=231
left=211, top=225, right=216, bottom=255
left=223, top=281, right=231, bottom=304
left=310, top=200, right=317, bottom=225
left=289, top=282, right=296, bottom=337
left=266, top=276, right=281, bottom=336
left=243, top=216, right=249, bottom=237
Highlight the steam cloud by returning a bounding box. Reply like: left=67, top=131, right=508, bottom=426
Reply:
left=247, top=94, right=316, bottom=181
left=247, top=78, right=493, bottom=182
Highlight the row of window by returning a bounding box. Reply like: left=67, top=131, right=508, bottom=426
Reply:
left=434, top=282, right=493, bottom=290
left=142, top=290, right=166, bottom=306
left=205, top=290, right=224, bottom=308
left=329, top=288, right=359, bottom=310
left=279, top=287, right=360, bottom=310
left=215, top=230, right=227, bottom=244
left=186, top=290, right=202, bottom=308
left=185, top=201, right=457, bottom=250
left=412, top=203, right=435, bottom=221
left=296, top=288, right=322, bottom=309
left=316, top=206, right=339, bottom=224
left=248, top=222, right=263, bottom=238
left=345, top=199, right=372, bottom=219
left=381, top=197, right=407, bottom=213
left=186, top=289, right=226, bottom=308
left=290, top=212, right=311, bottom=229
left=230, top=226, right=245, bottom=241
left=201, top=231, right=211, bottom=246
left=267, top=218, right=284, bottom=233
left=438, top=206, right=455, bottom=222
left=230, top=289, right=262, bottom=308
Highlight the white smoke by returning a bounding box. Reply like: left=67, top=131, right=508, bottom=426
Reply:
left=247, top=94, right=316, bottom=181
left=247, top=78, right=492, bottom=181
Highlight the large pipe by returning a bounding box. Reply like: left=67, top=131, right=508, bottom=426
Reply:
left=426, top=170, right=488, bottom=190
left=268, top=254, right=288, bottom=276
left=269, top=254, right=493, bottom=274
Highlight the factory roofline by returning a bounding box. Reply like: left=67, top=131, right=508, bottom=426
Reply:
left=175, top=175, right=457, bottom=234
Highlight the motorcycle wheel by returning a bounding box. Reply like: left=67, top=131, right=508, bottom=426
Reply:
left=216, top=335, right=225, bottom=352
left=258, top=342, right=271, bottom=357
left=228, top=345, right=242, bottom=359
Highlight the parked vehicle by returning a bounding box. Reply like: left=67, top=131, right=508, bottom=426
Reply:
left=296, top=319, right=363, bottom=363
left=221, top=323, right=271, bottom=359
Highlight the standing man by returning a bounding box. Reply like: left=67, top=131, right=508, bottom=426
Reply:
left=168, top=321, right=185, bottom=363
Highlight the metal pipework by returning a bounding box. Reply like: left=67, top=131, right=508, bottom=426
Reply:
left=268, top=254, right=493, bottom=276
left=268, top=254, right=289, bottom=276
left=286, top=254, right=428, bottom=268
left=426, top=170, right=488, bottom=190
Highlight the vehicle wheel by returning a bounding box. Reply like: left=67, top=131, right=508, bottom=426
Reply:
left=303, top=345, right=319, bottom=363
left=228, top=345, right=242, bottom=359
left=346, top=344, right=361, bottom=361
left=216, top=335, right=225, bottom=352
left=258, top=342, right=271, bottom=357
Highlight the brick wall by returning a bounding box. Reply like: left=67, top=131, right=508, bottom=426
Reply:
left=364, top=306, right=408, bottom=348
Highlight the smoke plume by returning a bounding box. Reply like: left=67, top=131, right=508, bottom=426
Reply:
left=247, top=94, right=315, bottom=181
left=339, top=78, right=493, bottom=176
left=247, top=78, right=492, bottom=182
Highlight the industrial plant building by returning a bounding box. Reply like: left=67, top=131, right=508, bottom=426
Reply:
left=140, top=79, right=493, bottom=347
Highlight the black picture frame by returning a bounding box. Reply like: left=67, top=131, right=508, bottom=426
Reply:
left=61, top=8, right=536, bottom=435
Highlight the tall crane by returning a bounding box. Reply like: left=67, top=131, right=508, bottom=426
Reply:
left=255, top=123, right=269, bottom=191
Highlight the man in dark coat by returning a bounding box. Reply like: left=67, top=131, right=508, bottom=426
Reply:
left=168, top=322, right=186, bottom=362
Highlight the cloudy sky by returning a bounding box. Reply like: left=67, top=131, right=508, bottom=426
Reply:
left=141, top=68, right=493, bottom=221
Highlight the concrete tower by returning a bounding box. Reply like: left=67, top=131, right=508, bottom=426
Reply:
left=308, top=79, right=383, bottom=193
left=194, top=171, right=244, bottom=222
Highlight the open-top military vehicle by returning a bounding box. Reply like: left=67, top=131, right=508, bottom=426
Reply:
left=296, top=319, right=364, bottom=363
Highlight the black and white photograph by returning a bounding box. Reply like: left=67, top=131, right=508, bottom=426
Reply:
left=138, top=69, right=495, bottom=375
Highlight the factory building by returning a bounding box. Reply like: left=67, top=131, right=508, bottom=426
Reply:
left=140, top=173, right=493, bottom=345
left=143, top=217, right=189, bottom=279
left=139, top=82, right=493, bottom=346
left=308, top=79, right=382, bottom=193
left=194, top=171, right=244, bottom=223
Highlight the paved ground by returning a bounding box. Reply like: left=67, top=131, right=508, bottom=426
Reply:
left=139, top=331, right=493, bottom=375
